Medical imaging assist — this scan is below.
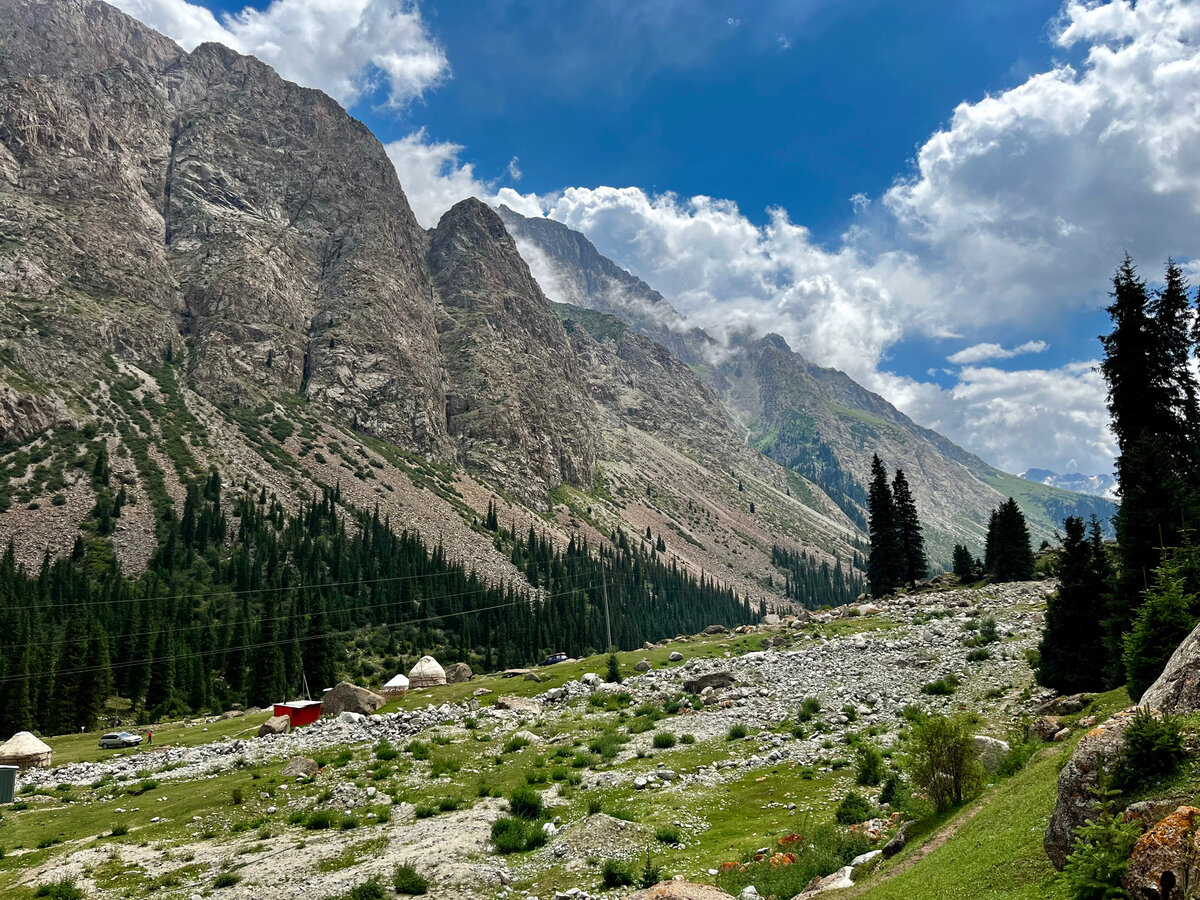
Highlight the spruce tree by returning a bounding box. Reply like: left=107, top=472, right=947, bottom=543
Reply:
left=866, top=455, right=904, bottom=597
left=891, top=469, right=927, bottom=586
left=1100, top=256, right=1199, bottom=674
left=985, top=498, right=1035, bottom=582
left=952, top=544, right=979, bottom=582
left=1038, top=517, right=1107, bottom=692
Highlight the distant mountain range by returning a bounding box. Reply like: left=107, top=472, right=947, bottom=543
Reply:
left=497, top=206, right=1118, bottom=559
left=1019, top=469, right=1119, bottom=502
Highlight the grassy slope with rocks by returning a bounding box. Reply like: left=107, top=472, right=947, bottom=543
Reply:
left=0, top=579, right=1111, bottom=900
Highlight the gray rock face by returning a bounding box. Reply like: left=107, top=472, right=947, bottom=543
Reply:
left=973, top=735, right=1011, bottom=773
left=429, top=199, right=598, bottom=500
left=445, top=662, right=474, bottom=684
left=281, top=756, right=318, bottom=779
left=683, top=672, right=735, bottom=695
left=1044, top=707, right=1138, bottom=869
left=320, top=682, right=385, bottom=718
left=1140, top=620, right=1200, bottom=712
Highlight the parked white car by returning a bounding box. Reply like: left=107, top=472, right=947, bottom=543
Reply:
left=98, top=731, right=142, bottom=749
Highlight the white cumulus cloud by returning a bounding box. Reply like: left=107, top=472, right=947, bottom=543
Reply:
left=112, top=0, right=447, bottom=110
left=946, top=341, right=1049, bottom=365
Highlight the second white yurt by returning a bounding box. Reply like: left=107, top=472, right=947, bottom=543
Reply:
left=407, top=656, right=447, bottom=688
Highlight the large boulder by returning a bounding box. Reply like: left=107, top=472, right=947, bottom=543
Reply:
left=282, top=757, right=319, bottom=778
left=408, top=656, right=447, bottom=688
left=1028, top=716, right=1062, bottom=742
left=1140, top=619, right=1200, bottom=713
left=495, top=696, right=541, bottom=714
left=321, top=682, right=385, bottom=717
left=445, top=662, right=473, bottom=683
left=1126, top=806, right=1200, bottom=899
left=1045, top=706, right=1139, bottom=869
left=702, top=625, right=729, bottom=636
left=683, top=671, right=735, bottom=695
left=257, top=715, right=291, bottom=737
left=973, top=735, right=1011, bottom=774
left=635, top=658, right=652, bottom=672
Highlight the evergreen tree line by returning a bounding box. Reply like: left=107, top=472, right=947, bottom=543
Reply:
left=865, top=456, right=927, bottom=596
left=769, top=545, right=866, bottom=609
left=1040, top=256, right=1200, bottom=696
left=0, top=473, right=752, bottom=737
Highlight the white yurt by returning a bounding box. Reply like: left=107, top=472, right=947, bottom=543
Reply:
left=381, top=673, right=410, bottom=698
left=0, top=731, right=52, bottom=769
left=407, top=655, right=447, bottom=689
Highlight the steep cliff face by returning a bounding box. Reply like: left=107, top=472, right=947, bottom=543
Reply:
left=429, top=199, right=598, bottom=497
left=498, top=205, right=1117, bottom=560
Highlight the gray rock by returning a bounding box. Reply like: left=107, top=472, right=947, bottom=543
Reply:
left=495, top=696, right=542, bottom=714
left=973, top=735, right=1011, bottom=773
left=1045, top=706, right=1139, bottom=869
left=321, top=683, right=385, bottom=718
left=257, top=715, right=291, bottom=737
left=669, top=651, right=684, bottom=662
left=635, top=658, right=652, bottom=672
left=1140, top=620, right=1200, bottom=713
left=281, top=757, right=319, bottom=779
left=445, top=662, right=474, bottom=683
left=337, top=712, right=366, bottom=725
left=683, top=672, right=735, bottom=695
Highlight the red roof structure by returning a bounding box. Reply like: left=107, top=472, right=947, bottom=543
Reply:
left=273, top=700, right=322, bottom=727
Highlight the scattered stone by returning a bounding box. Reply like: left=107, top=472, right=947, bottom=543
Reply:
left=738, top=887, right=760, bottom=900
left=337, top=712, right=366, bottom=725
left=627, top=882, right=734, bottom=900
left=801, top=865, right=855, bottom=894
left=321, top=682, right=385, bottom=717
left=474, top=688, right=493, bottom=697
left=635, top=658, right=653, bottom=672
left=669, top=651, right=684, bottom=662
left=1038, top=693, right=1094, bottom=716
left=257, top=716, right=291, bottom=737
left=524, top=672, right=542, bottom=683
left=1027, top=716, right=1062, bottom=742
left=581, top=673, right=602, bottom=687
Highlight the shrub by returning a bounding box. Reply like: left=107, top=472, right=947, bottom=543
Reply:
left=855, top=744, right=885, bottom=786
left=340, top=815, right=358, bottom=830
left=1058, top=762, right=1141, bottom=898
left=602, top=859, right=636, bottom=888
left=407, top=741, right=431, bottom=760
left=606, top=652, right=622, bottom=684
left=304, top=809, right=337, bottom=830
left=680, top=733, right=696, bottom=745
left=414, top=805, right=436, bottom=820
left=503, top=735, right=532, bottom=754
left=655, top=825, right=682, bottom=844
left=438, top=797, right=460, bottom=812
left=835, top=791, right=872, bottom=825
left=966, top=648, right=991, bottom=663
left=640, top=854, right=663, bottom=888
left=652, top=732, right=677, bottom=749
left=393, top=863, right=429, bottom=895
left=589, top=732, right=623, bottom=760
left=109, top=824, right=128, bottom=837
left=375, top=739, right=399, bottom=762
left=491, top=816, right=547, bottom=854
left=34, top=879, right=85, bottom=900
left=798, top=697, right=822, bottom=721
left=1114, top=707, right=1186, bottom=790
left=325, top=878, right=387, bottom=900
left=879, top=773, right=902, bottom=806
left=213, top=872, right=240, bottom=888
left=904, top=714, right=984, bottom=812
left=587, top=798, right=603, bottom=815
left=726, top=723, right=748, bottom=741
left=715, top=823, right=872, bottom=900
left=508, top=785, right=544, bottom=820
left=921, top=675, right=960, bottom=696
left=231, top=787, right=244, bottom=806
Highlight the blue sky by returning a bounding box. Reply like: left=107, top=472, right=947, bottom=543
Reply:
left=114, top=0, right=1200, bottom=477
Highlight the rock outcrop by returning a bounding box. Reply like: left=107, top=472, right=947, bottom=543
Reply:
left=1045, top=707, right=1139, bottom=869
left=1126, top=806, right=1200, bottom=899
left=257, top=716, right=291, bottom=737
left=1139, top=620, right=1200, bottom=713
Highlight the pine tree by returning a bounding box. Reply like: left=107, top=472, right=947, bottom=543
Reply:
left=1038, top=517, right=1108, bottom=692
left=866, top=455, right=904, bottom=597
left=891, top=469, right=927, bottom=586
left=1100, top=256, right=1199, bottom=674
left=985, top=498, right=1035, bottom=582
left=952, top=544, right=979, bottom=582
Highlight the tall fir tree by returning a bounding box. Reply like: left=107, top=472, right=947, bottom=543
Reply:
left=1100, top=256, right=1200, bottom=680
left=891, top=469, right=928, bottom=586
left=985, top=498, right=1035, bottom=582
left=1038, top=517, right=1108, bottom=692
left=866, top=455, right=905, bottom=597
